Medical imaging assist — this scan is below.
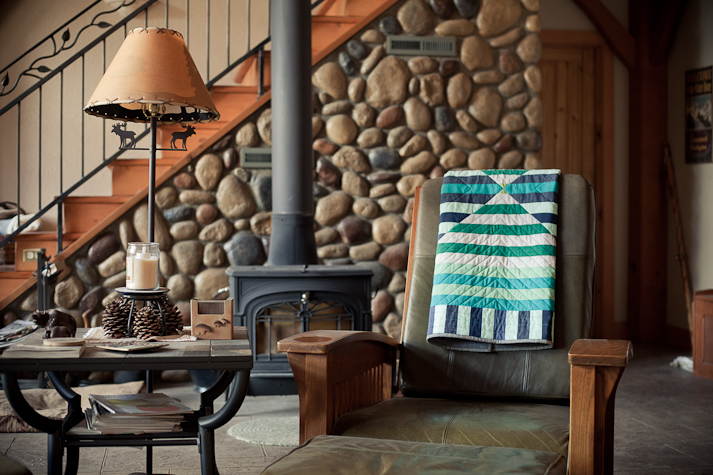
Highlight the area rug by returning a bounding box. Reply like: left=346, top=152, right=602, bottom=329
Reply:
left=228, top=416, right=299, bottom=446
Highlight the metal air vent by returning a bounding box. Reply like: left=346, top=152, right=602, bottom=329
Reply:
left=240, top=147, right=272, bottom=168
left=386, top=35, right=457, bottom=57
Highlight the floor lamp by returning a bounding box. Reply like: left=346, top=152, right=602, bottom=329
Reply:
left=84, top=27, right=218, bottom=343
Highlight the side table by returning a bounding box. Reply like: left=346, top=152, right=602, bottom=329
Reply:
left=0, top=327, right=252, bottom=475
left=694, top=290, right=713, bottom=380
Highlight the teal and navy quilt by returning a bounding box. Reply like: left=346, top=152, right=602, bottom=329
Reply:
left=427, top=169, right=561, bottom=352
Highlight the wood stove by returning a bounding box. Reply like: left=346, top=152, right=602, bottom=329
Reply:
left=225, top=0, right=375, bottom=394
left=228, top=265, right=372, bottom=394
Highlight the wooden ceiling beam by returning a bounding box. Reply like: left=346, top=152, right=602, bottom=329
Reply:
left=650, top=0, right=688, bottom=65
left=572, top=0, right=636, bottom=69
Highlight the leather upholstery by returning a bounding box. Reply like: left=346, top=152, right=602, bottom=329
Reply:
left=262, top=435, right=567, bottom=475
left=333, top=398, right=570, bottom=457
left=401, top=175, right=596, bottom=401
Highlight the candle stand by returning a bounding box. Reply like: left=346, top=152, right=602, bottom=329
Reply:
left=115, top=287, right=170, bottom=337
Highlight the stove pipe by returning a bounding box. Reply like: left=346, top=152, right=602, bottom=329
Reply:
left=267, top=0, right=318, bottom=265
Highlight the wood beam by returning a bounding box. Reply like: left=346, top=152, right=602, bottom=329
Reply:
left=572, top=0, right=636, bottom=70
left=650, top=0, right=688, bottom=66
left=627, top=0, right=668, bottom=344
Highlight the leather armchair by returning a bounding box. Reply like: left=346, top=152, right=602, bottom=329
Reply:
left=277, top=175, right=632, bottom=475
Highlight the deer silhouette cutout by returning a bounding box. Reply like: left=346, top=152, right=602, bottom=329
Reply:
left=111, top=122, right=136, bottom=148
left=170, top=124, right=196, bottom=149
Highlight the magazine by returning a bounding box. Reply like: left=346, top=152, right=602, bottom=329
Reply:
left=89, top=393, right=192, bottom=415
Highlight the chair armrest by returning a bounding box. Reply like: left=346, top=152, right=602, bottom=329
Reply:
left=569, top=339, right=633, bottom=475
left=278, top=330, right=399, bottom=354
left=278, top=330, right=399, bottom=444
left=568, top=339, right=633, bottom=366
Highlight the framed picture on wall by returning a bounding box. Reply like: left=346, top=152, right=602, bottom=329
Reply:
left=685, top=66, right=713, bottom=163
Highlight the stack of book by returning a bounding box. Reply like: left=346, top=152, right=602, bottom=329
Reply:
left=85, top=393, right=193, bottom=435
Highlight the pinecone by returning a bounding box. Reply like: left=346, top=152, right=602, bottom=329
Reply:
left=102, top=298, right=129, bottom=338
left=132, top=306, right=163, bottom=340
left=159, top=298, right=183, bottom=335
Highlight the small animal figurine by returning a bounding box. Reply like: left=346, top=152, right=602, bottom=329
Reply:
left=31, top=309, right=78, bottom=339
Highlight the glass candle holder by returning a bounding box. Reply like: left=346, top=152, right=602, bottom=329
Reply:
left=126, top=242, right=160, bottom=290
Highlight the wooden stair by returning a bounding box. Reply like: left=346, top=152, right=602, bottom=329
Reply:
left=0, top=0, right=396, bottom=309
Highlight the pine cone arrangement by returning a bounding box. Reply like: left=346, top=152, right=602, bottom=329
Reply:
left=159, top=298, right=183, bottom=335
left=102, top=298, right=130, bottom=338
left=132, top=306, right=163, bottom=340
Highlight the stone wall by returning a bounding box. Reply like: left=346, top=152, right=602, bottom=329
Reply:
left=1, top=0, right=543, bottom=343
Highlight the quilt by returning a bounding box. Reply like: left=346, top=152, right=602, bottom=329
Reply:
left=426, top=169, right=561, bottom=352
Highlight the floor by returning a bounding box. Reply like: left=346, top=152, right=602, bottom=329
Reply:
left=1, top=345, right=712, bottom=474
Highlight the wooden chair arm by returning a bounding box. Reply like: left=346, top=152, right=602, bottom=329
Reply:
left=277, top=330, right=400, bottom=354
left=569, top=339, right=633, bottom=475
left=568, top=339, right=633, bottom=366
left=278, top=330, right=399, bottom=444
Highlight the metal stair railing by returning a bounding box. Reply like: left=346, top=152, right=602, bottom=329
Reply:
left=0, top=0, right=327, bottom=261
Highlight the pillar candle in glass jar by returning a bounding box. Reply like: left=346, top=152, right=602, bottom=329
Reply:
left=126, top=242, right=159, bottom=290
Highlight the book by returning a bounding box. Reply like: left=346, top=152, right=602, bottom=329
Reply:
left=84, top=407, right=183, bottom=435
left=2, top=340, right=86, bottom=358
left=89, top=393, right=193, bottom=416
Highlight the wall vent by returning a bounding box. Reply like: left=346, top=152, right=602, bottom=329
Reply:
left=240, top=148, right=272, bottom=168
left=386, top=35, right=457, bottom=57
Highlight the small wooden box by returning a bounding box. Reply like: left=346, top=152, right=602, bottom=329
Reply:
left=693, top=290, right=713, bottom=380
left=191, top=299, right=233, bottom=340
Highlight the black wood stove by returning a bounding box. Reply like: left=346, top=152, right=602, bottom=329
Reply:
left=227, top=0, right=372, bottom=395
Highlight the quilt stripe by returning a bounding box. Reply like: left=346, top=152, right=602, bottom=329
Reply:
left=427, top=169, right=560, bottom=352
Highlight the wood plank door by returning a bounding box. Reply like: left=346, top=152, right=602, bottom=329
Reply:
left=539, top=31, right=617, bottom=339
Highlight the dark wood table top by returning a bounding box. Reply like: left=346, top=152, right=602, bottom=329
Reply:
left=0, top=327, right=252, bottom=373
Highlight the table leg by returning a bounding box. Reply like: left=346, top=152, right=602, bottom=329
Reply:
left=198, top=370, right=250, bottom=475
left=65, top=446, right=80, bottom=475
left=48, top=431, right=63, bottom=475
left=1, top=373, right=63, bottom=433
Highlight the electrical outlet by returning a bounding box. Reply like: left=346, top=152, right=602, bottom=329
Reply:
left=22, top=248, right=42, bottom=262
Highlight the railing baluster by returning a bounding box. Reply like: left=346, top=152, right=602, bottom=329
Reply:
left=258, top=47, right=264, bottom=97
left=246, top=0, right=251, bottom=51
left=16, top=103, right=21, bottom=232
left=186, top=0, right=190, bottom=48
left=59, top=70, right=63, bottom=252
left=102, top=39, right=106, bottom=161
left=39, top=86, right=42, bottom=210
left=81, top=55, right=85, bottom=177
left=165, top=0, right=169, bottom=29
left=206, top=0, right=210, bottom=81
left=226, top=0, right=231, bottom=72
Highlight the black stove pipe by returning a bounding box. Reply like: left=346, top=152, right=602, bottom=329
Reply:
left=267, top=0, right=318, bottom=265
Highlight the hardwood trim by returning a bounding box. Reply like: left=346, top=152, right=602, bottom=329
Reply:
left=627, top=0, right=669, bottom=344
left=571, top=0, right=636, bottom=69
left=598, top=38, right=616, bottom=339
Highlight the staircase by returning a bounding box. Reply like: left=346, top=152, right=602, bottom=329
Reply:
left=0, top=0, right=395, bottom=309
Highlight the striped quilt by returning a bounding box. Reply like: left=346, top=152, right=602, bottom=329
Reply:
left=427, top=169, right=560, bottom=352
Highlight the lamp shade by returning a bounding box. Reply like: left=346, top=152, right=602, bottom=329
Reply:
left=84, top=27, right=219, bottom=123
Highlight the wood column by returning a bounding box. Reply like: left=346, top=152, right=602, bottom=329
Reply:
left=627, top=0, right=669, bottom=343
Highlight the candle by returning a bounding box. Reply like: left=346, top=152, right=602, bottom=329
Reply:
left=126, top=243, right=160, bottom=290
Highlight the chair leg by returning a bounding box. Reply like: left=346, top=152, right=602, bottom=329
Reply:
left=569, top=364, right=624, bottom=475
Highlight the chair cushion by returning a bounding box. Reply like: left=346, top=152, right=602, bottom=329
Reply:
left=332, top=398, right=570, bottom=457
left=261, top=435, right=566, bottom=475
left=0, top=453, right=32, bottom=475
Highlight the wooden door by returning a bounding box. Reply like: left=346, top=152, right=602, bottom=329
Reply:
left=539, top=31, right=618, bottom=338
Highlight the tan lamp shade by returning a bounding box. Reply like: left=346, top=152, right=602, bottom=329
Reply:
left=84, top=27, right=219, bottom=123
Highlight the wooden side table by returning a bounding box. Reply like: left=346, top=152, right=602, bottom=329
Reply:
left=693, top=290, right=713, bottom=380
